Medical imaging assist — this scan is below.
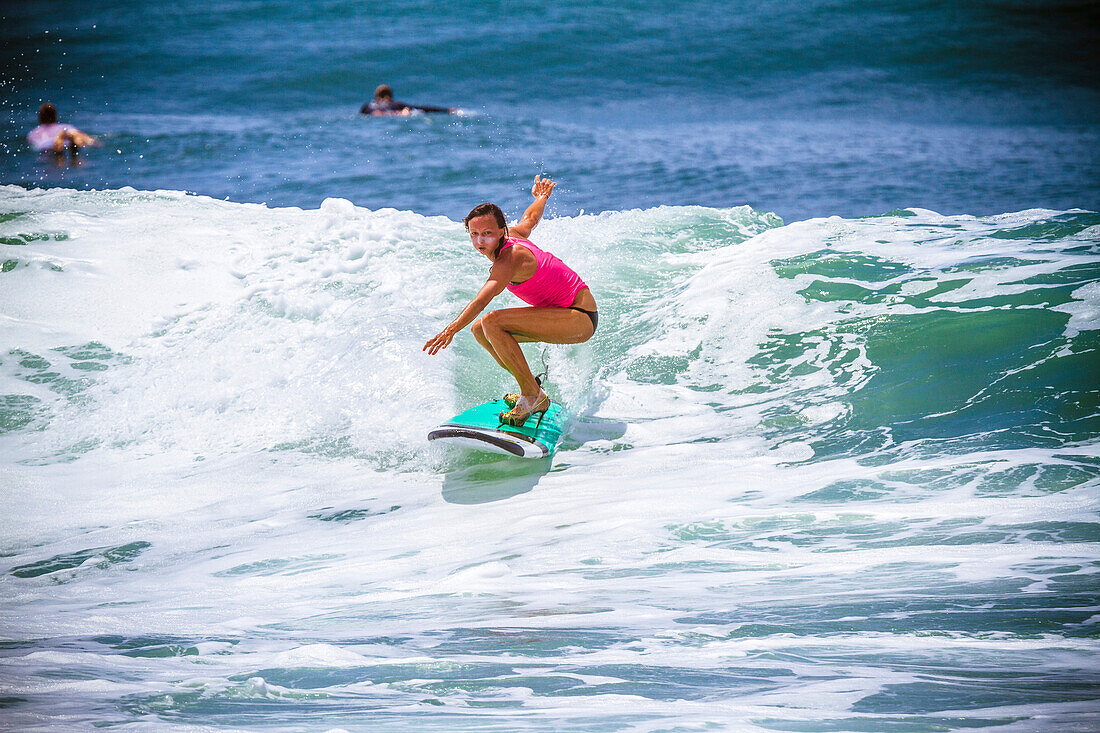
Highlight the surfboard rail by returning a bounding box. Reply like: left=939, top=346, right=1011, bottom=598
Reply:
left=428, top=398, right=566, bottom=459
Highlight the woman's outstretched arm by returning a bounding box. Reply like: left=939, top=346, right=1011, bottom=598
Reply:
left=509, top=176, right=556, bottom=239
left=423, top=250, right=516, bottom=355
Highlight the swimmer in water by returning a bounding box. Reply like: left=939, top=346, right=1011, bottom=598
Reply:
left=360, top=84, right=456, bottom=116
left=26, top=103, right=99, bottom=156
left=424, top=176, right=598, bottom=427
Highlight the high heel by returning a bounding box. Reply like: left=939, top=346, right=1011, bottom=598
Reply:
left=499, top=392, right=550, bottom=427
left=503, top=376, right=542, bottom=408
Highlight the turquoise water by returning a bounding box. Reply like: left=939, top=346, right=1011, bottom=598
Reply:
left=1, top=1, right=1099, bottom=731
left=1, top=188, right=1097, bottom=730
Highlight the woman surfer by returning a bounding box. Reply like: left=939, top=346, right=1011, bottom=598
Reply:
left=423, top=176, right=597, bottom=426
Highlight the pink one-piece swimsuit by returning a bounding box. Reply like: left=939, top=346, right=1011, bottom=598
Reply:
left=498, top=237, right=587, bottom=308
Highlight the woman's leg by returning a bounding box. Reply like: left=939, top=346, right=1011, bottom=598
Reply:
left=473, top=307, right=595, bottom=396
left=470, top=320, right=510, bottom=372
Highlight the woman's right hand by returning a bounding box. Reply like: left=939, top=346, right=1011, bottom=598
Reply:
left=531, top=175, right=556, bottom=199
left=423, top=327, right=455, bottom=355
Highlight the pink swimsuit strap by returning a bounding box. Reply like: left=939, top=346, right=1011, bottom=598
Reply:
left=498, top=237, right=588, bottom=309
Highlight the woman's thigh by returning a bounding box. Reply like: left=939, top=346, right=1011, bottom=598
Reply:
left=482, top=307, right=594, bottom=344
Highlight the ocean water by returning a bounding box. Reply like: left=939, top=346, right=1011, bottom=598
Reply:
left=1, top=0, right=1098, bottom=220
left=2, top=1, right=1100, bottom=732
left=2, top=189, right=1098, bottom=731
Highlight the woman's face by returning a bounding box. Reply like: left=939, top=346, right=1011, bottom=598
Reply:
left=467, top=214, right=505, bottom=258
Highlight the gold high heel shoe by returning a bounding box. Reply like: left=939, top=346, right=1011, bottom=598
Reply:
left=499, top=392, right=550, bottom=427
left=503, top=376, right=542, bottom=408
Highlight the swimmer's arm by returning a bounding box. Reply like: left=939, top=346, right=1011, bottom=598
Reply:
left=70, top=128, right=100, bottom=146
left=423, top=254, right=515, bottom=355
left=509, top=176, right=556, bottom=239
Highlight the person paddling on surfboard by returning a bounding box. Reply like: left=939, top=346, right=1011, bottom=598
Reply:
left=423, top=176, right=598, bottom=427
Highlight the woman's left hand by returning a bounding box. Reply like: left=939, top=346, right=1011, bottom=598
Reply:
left=423, top=328, right=455, bottom=355
left=531, top=175, right=556, bottom=199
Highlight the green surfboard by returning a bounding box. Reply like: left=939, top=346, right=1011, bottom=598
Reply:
left=428, top=399, right=566, bottom=459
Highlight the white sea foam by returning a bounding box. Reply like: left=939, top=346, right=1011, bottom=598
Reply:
left=1, top=187, right=1098, bottom=730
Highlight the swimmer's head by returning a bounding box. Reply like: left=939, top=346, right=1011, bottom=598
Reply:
left=38, top=103, right=58, bottom=125
left=464, top=203, right=508, bottom=258
left=374, top=84, right=393, bottom=101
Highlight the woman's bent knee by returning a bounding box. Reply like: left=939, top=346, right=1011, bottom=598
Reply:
left=480, top=310, right=504, bottom=330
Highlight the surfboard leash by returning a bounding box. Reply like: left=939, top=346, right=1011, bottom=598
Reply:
left=536, top=345, right=551, bottom=385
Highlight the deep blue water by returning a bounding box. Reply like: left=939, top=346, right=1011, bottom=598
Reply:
left=2, top=0, right=1098, bottom=221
